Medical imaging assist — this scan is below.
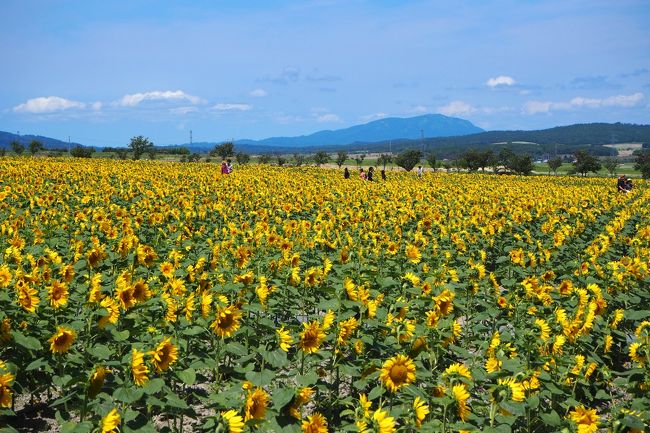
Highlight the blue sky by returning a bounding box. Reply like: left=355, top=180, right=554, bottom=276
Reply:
left=1, top=0, right=649, bottom=147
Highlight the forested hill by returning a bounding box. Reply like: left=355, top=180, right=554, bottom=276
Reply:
left=342, top=122, right=650, bottom=157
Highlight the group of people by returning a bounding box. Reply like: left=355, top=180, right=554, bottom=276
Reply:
left=344, top=166, right=387, bottom=181
left=617, top=174, right=633, bottom=192
left=221, top=159, right=233, bottom=174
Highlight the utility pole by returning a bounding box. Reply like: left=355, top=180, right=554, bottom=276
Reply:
left=421, top=129, right=424, bottom=153
left=190, top=130, right=193, bottom=146
left=68, top=136, right=71, bottom=154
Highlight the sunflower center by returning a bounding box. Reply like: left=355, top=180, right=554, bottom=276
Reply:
left=390, top=364, right=408, bottom=383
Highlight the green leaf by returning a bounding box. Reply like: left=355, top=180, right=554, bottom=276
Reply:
left=594, top=389, right=611, bottom=400
left=272, top=387, right=295, bottom=409
left=111, top=329, right=130, bottom=341
left=527, top=395, right=539, bottom=409
left=621, top=414, right=646, bottom=430
left=177, top=368, right=196, bottom=386
left=368, top=385, right=385, bottom=400
left=0, top=426, right=20, bottom=433
left=539, top=410, right=562, bottom=426
left=25, top=358, right=48, bottom=371
left=12, top=330, right=42, bottom=351
left=88, top=344, right=113, bottom=360
left=296, top=371, right=319, bottom=387
left=61, top=422, right=93, bottom=433
left=113, top=386, right=144, bottom=404
left=226, top=342, right=248, bottom=356
left=181, top=326, right=205, bottom=336
left=245, top=369, right=275, bottom=386
left=483, top=425, right=511, bottom=433
left=123, top=422, right=158, bottom=433
left=625, top=310, right=650, bottom=320
left=262, top=349, right=288, bottom=369
left=165, top=392, right=189, bottom=409
left=142, top=378, right=165, bottom=395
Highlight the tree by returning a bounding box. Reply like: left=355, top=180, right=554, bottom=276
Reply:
left=425, top=152, right=437, bottom=170
left=603, top=157, right=619, bottom=176
left=187, top=153, right=201, bottom=162
left=0, top=148, right=5, bottom=157
left=335, top=151, right=348, bottom=168
left=277, top=155, right=287, bottom=167
left=394, top=149, right=422, bottom=172
left=116, top=148, right=128, bottom=160
left=571, top=150, right=602, bottom=176
left=509, top=155, right=534, bottom=175
left=258, top=154, right=272, bottom=164
left=11, top=140, right=24, bottom=155
left=293, top=153, right=305, bottom=166
left=547, top=157, right=563, bottom=175
left=236, top=152, right=250, bottom=165
left=377, top=154, right=392, bottom=170
left=634, top=150, right=650, bottom=179
left=212, top=141, right=234, bottom=160
left=70, top=146, right=94, bottom=158
left=442, top=160, right=452, bottom=172
left=29, top=140, right=44, bottom=155
left=313, top=151, right=330, bottom=167
left=147, top=147, right=156, bottom=160
left=461, top=149, right=490, bottom=172
left=354, top=154, right=366, bottom=168
left=128, top=136, right=154, bottom=160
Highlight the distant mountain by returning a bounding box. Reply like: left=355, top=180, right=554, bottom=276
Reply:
left=236, top=114, right=484, bottom=148
left=0, top=131, right=82, bottom=150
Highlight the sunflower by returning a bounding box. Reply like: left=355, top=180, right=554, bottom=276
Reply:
left=413, top=396, right=430, bottom=428
left=48, top=326, right=76, bottom=354
left=535, top=318, right=550, bottom=341
left=48, top=280, right=69, bottom=309
left=443, top=363, right=472, bottom=380
left=98, top=297, right=120, bottom=328
left=0, top=372, right=14, bottom=408
left=277, top=326, right=294, bottom=352
left=301, top=412, right=329, bottom=433
left=160, top=261, right=175, bottom=279
left=452, top=384, right=470, bottom=421
left=149, top=337, right=178, bottom=372
left=629, top=342, right=646, bottom=364
left=485, top=357, right=501, bottom=373
left=131, top=279, right=151, bottom=302
left=569, top=406, right=599, bottom=433
left=289, top=387, right=314, bottom=419
left=201, top=292, right=213, bottom=317
left=0, top=318, right=11, bottom=344
left=211, top=305, right=242, bottom=338
left=244, top=387, right=269, bottom=421
left=116, top=285, right=135, bottom=310
left=372, top=408, right=396, bottom=433
left=379, top=354, right=416, bottom=392
left=131, top=348, right=149, bottom=386
left=100, top=408, right=120, bottom=433
left=603, top=335, right=613, bottom=353
left=0, top=264, right=12, bottom=288
left=337, top=317, right=359, bottom=346
left=405, top=244, right=421, bottom=264
left=298, top=321, right=326, bottom=354
left=322, top=310, right=335, bottom=330
left=88, top=366, right=110, bottom=398
left=18, top=284, right=39, bottom=313
left=222, top=409, right=244, bottom=433
left=497, top=377, right=525, bottom=402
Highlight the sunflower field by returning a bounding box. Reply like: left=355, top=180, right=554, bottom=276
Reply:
left=0, top=158, right=648, bottom=433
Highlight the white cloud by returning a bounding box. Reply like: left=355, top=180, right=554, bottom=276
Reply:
left=317, top=113, right=343, bottom=123
left=524, top=92, right=644, bottom=114
left=360, top=112, right=388, bottom=122
left=437, top=100, right=476, bottom=116
left=119, top=90, right=204, bottom=107
left=91, top=101, right=102, bottom=111
left=249, top=89, right=268, bottom=97
left=487, top=75, right=516, bottom=87
left=170, top=106, right=199, bottom=115
left=212, top=103, right=252, bottom=111
left=13, top=96, right=86, bottom=113
left=412, top=105, right=429, bottom=113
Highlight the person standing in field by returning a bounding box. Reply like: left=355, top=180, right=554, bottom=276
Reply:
left=344, top=167, right=350, bottom=179
left=226, top=159, right=234, bottom=173
left=367, top=166, right=374, bottom=181
left=221, top=161, right=229, bottom=175
left=417, top=166, right=423, bottom=178
left=617, top=175, right=628, bottom=192
left=381, top=169, right=386, bottom=181
left=359, top=168, right=367, bottom=180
